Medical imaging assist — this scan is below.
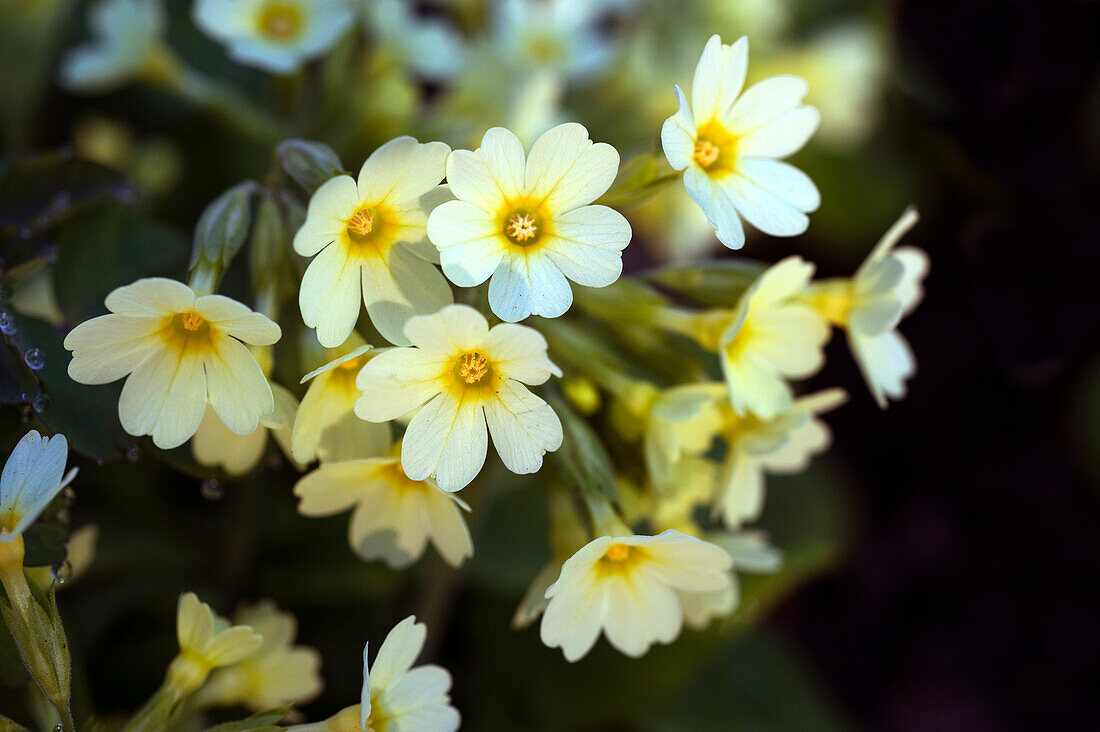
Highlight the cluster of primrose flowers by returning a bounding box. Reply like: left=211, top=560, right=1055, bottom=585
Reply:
left=0, top=1, right=926, bottom=730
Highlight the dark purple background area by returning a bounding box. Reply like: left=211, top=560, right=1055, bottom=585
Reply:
left=773, top=1, right=1100, bottom=729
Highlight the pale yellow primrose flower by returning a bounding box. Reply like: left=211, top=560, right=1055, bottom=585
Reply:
left=167, top=592, right=263, bottom=696
left=355, top=304, right=563, bottom=492
left=661, top=35, right=820, bottom=250
left=289, top=616, right=459, bottom=732
left=291, top=336, right=391, bottom=465
left=195, top=600, right=323, bottom=712
left=540, top=530, right=734, bottom=661
left=711, top=387, right=846, bottom=527
left=193, top=0, right=355, bottom=75
left=59, top=0, right=166, bottom=93
left=681, top=530, right=783, bottom=630
left=293, top=442, right=473, bottom=569
left=0, top=431, right=77, bottom=541
left=192, top=383, right=299, bottom=476
left=806, top=208, right=929, bottom=408
left=427, top=122, right=631, bottom=322
left=294, top=137, right=453, bottom=348
left=64, top=278, right=281, bottom=449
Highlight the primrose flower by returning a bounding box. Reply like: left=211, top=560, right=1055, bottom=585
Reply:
left=493, top=0, right=617, bottom=82
left=290, top=335, right=391, bottom=465
left=364, top=0, right=467, bottom=82
left=711, top=387, right=846, bottom=527
left=193, top=383, right=299, bottom=476
left=195, top=600, right=323, bottom=712
left=661, top=35, right=820, bottom=249
left=540, top=530, right=734, bottom=661
left=427, top=123, right=630, bottom=322
left=295, top=616, right=459, bottom=732
left=64, top=278, right=281, bottom=449
left=294, top=442, right=473, bottom=568
left=193, top=0, right=355, bottom=74
left=59, top=0, right=166, bottom=93
left=805, top=208, right=929, bottom=407
left=355, top=305, right=563, bottom=492
left=166, top=592, right=264, bottom=697
left=0, top=431, right=77, bottom=542
left=294, top=136, right=453, bottom=347
left=681, top=530, right=783, bottom=629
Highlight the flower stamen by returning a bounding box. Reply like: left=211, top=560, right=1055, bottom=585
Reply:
left=181, top=313, right=204, bottom=331
left=458, top=352, right=489, bottom=384
left=347, top=209, right=375, bottom=237
left=693, top=139, right=720, bottom=168
left=505, top=212, right=539, bottom=244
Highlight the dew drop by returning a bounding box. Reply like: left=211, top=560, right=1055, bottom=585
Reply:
left=50, top=560, right=72, bottom=584
left=125, top=444, right=142, bottom=462
left=200, top=478, right=224, bottom=501
left=31, top=392, right=50, bottom=413
left=24, top=347, right=45, bottom=370
left=0, top=312, right=15, bottom=335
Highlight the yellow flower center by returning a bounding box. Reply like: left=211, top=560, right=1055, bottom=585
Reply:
left=181, top=312, right=204, bottom=331
left=605, top=543, right=630, bottom=562
left=596, top=542, right=645, bottom=575
left=338, top=355, right=363, bottom=370
left=344, top=205, right=398, bottom=258
left=505, top=210, right=540, bottom=245
left=693, top=120, right=739, bottom=176
left=457, top=352, right=490, bottom=384
left=347, top=209, right=376, bottom=237
left=258, top=3, right=304, bottom=41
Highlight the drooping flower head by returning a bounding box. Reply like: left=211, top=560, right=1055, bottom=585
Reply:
left=294, top=137, right=453, bottom=348
left=167, top=592, right=264, bottom=696
left=64, top=278, right=281, bottom=449
left=540, top=530, right=734, bottom=661
left=0, top=431, right=77, bottom=542
left=59, top=0, right=167, bottom=93
left=662, top=35, right=820, bottom=249
left=294, top=441, right=474, bottom=568
left=427, top=123, right=631, bottom=322
left=355, top=304, right=563, bottom=491
left=193, top=0, right=355, bottom=74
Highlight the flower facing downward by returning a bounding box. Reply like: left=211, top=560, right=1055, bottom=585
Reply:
left=298, top=616, right=459, bottom=732
left=294, top=442, right=474, bottom=568
left=59, top=0, right=167, bottom=93
left=193, top=0, right=355, bottom=74
left=192, top=382, right=299, bottom=476
left=540, top=530, right=734, bottom=661
left=64, top=278, right=281, bottom=449
left=427, top=123, right=631, bottom=322
left=355, top=305, right=563, bottom=492
left=195, top=600, right=323, bottom=712
left=0, top=431, right=77, bottom=542
left=294, top=137, right=453, bottom=347
left=805, top=208, right=929, bottom=407
left=167, top=592, right=263, bottom=697
left=661, top=35, right=820, bottom=249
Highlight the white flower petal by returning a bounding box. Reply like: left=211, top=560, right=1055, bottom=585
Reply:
left=525, top=122, right=619, bottom=212
left=429, top=200, right=506, bottom=287
left=369, top=616, right=426, bottom=694
left=483, top=381, right=562, bottom=475
left=356, top=137, right=450, bottom=208
left=402, top=395, right=486, bottom=491
left=118, top=348, right=206, bottom=449
left=447, top=127, right=524, bottom=211
left=402, top=304, right=489, bottom=355
left=691, top=35, right=749, bottom=123
left=661, top=85, right=697, bottom=171
left=362, top=244, right=453, bottom=347
left=722, top=174, right=810, bottom=237
left=542, top=204, right=630, bottom=287
left=294, top=176, right=360, bottom=256
left=354, top=348, right=447, bottom=422
left=299, top=243, right=361, bottom=349
left=64, top=314, right=164, bottom=384
left=484, top=322, right=561, bottom=384
left=726, top=76, right=810, bottom=135
left=194, top=295, right=281, bottom=345
left=104, top=277, right=195, bottom=317
left=738, top=106, right=820, bottom=158
left=736, top=158, right=820, bottom=213
left=684, top=167, right=746, bottom=250
left=205, top=334, right=274, bottom=436
left=486, top=256, right=534, bottom=322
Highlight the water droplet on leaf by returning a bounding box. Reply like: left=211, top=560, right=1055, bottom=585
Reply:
left=51, top=560, right=71, bottom=583
left=125, top=445, right=142, bottom=462
left=0, top=312, right=15, bottom=335
left=200, top=478, right=224, bottom=501
left=31, top=392, right=50, bottom=413
left=24, top=347, right=45, bottom=370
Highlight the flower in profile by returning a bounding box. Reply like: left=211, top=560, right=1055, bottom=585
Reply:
left=355, top=305, right=563, bottom=492
left=661, top=35, right=820, bottom=249
left=294, top=136, right=453, bottom=347
left=59, top=0, right=167, bottom=93
left=297, top=616, right=459, bottom=732
left=711, top=387, right=846, bottom=527
left=290, top=336, right=391, bottom=465
left=0, top=431, right=77, bottom=542
left=195, top=600, right=323, bottom=712
left=805, top=208, right=929, bottom=407
left=294, top=442, right=473, bottom=568
left=166, top=592, right=264, bottom=696
left=539, top=530, right=734, bottom=661
left=64, top=278, right=281, bottom=449
left=192, top=0, right=355, bottom=74
left=192, top=382, right=299, bottom=476
left=427, top=123, right=630, bottom=322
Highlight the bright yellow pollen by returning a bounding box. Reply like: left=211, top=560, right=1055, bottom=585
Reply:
left=605, top=543, right=631, bottom=562
left=506, top=212, right=539, bottom=243
left=458, top=352, right=489, bottom=384
left=181, top=312, right=204, bottom=331
left=338, top=356, right=362, bottom=371
left=347, top=209, right=375, bottom=237
left=693, top=139, right=720, bottom=168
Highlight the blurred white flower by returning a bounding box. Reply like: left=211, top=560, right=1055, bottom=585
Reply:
left=193, top=0, right=355, bottom=74
left=427, top=123, right=630, bottom=322
left=294, top=136, right=453, bottom=347
left=493, top=0, right=617, bottom=82
left=168, top=592, right=264, bottom=696
left=59, top=0, right=166, bottom=93
left=355, top=304, right=562, bottom=491
left=64, top=278, right=281, bottom=449
left=364, top=0, right=468, bottom=81
left=662, top=35, right=820, bottom=249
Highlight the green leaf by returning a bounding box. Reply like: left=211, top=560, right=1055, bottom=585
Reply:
left=21, top=515, right=67, bottom=568
left=643, top=260, right=766, bottom=307
left=596, top=151, right=681, bottom=209
left=546, top=390, right=620, bottom=505
left=205, top=708, right=290, bottom=731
